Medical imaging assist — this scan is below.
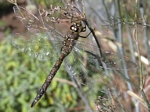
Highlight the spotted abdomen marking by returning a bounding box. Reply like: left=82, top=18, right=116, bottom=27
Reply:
left=31, top=54, right=66, bottom=107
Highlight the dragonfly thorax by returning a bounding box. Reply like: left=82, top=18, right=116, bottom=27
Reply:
left=61, top=20, right=85, bottom=55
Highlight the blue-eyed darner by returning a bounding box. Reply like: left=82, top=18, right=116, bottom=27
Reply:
left=10, top=1, right=137, bottom=107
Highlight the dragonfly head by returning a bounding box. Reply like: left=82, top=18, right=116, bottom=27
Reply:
left=70, top=21, right=85, bottom=33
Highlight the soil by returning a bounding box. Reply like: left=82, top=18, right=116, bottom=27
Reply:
left=0, top=1, right=26, bottom=41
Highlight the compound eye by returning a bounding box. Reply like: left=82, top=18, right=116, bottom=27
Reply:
left=70, top=26, right=78, bottom=32
left=70, top=26, right=74, bottom=30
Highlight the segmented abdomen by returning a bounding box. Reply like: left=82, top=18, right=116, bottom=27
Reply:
left=31, top=53, right=66, bottom=107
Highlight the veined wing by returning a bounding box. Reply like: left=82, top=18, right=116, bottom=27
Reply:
left=13, top=5, right=66, bottom=40
left=11, top=6, right=69, bottom=61
left=9, top=30, right=138, bottom=70
left=62, top=41, right=138, bottom=93
left=68, top=41, right=138, bottom=71
left=9, top=32, right=63, bottom=61
left=85, top=50, right=137, bottom=70
left=13, top=6, right=47, bottom=33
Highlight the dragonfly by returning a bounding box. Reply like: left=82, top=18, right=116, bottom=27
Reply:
left=11, top=1, right=137, bottom=107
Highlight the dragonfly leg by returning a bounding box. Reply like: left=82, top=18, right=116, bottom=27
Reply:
left=79, top=31, right=91, bottom=38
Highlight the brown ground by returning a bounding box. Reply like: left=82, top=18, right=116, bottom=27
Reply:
left=0, top=1, right=26, bottom=41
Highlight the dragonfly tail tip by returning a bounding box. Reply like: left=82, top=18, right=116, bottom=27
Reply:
left=31, top=101, right=36, bottom=107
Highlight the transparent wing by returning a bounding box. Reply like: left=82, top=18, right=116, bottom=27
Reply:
left=64, top=44, right=108, bottom=95
left=64, top=41, right=138, bottom=94
left=13, top=5, right=66, bottom=40
left=83, top=49, right=138, bottom=71
left=68, top=41, right=138, bottom=71
left=11, top=5, right=68, bottom=61
left=13, top=6, right=46, bottom=33
left=9, top=32, right=63, bottom=61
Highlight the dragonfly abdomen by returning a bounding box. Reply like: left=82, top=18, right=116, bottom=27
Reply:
left=31, top=53, right=66, bottom=107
